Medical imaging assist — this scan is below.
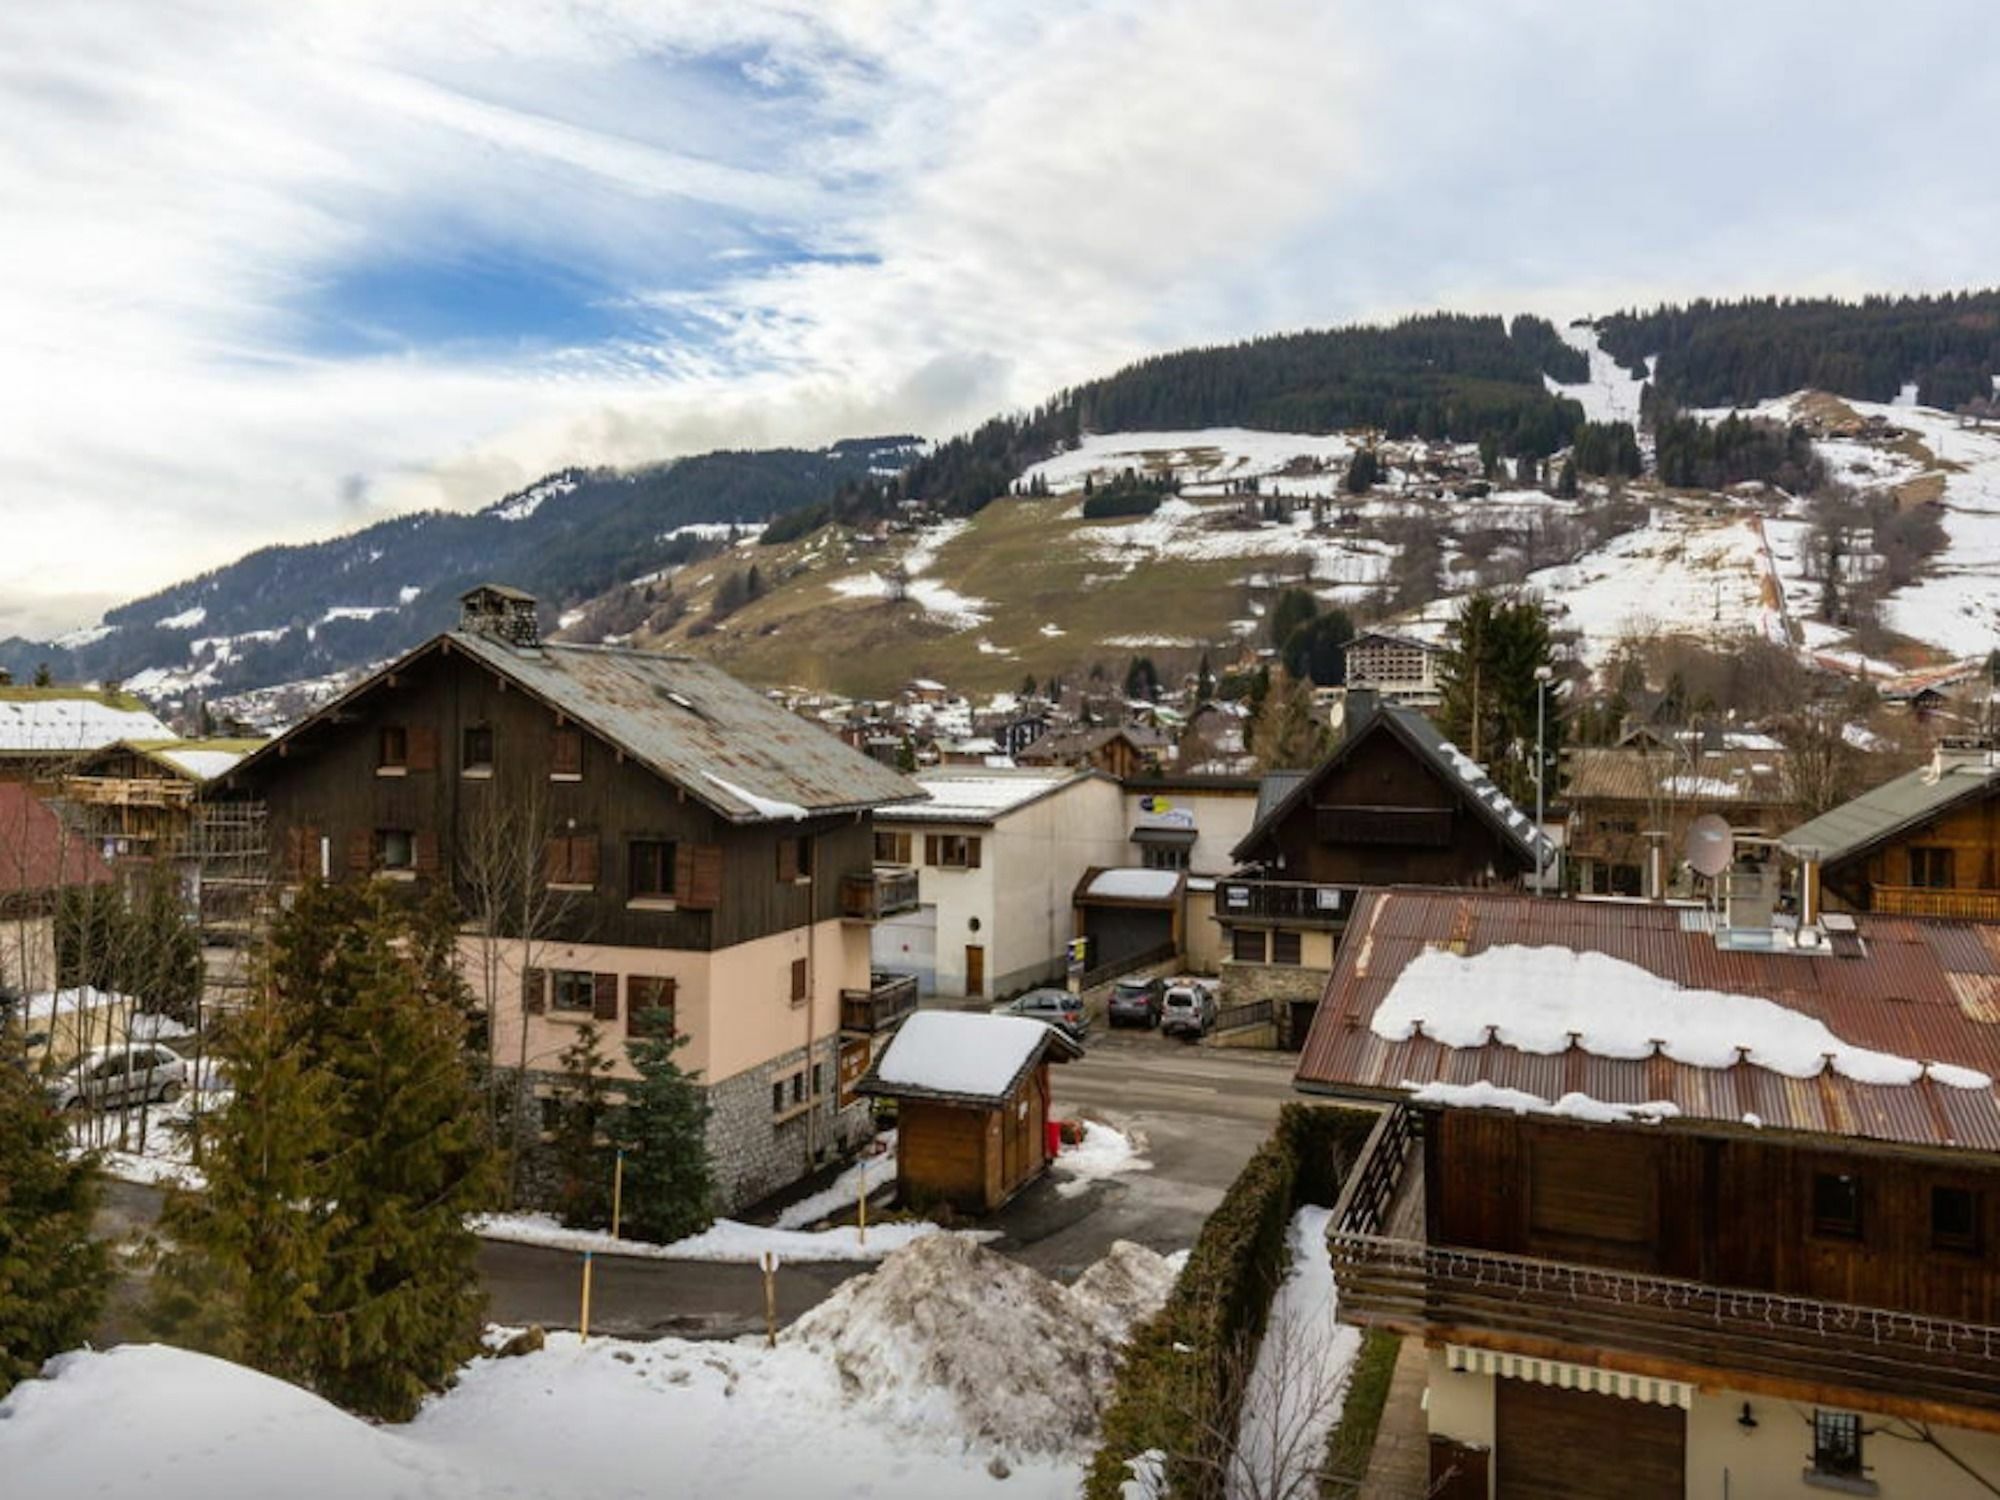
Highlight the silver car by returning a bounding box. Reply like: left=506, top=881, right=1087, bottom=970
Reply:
left=1160, top=983, right=1218, bottom=1039
left=47, top=1044, right=189, bottom=1112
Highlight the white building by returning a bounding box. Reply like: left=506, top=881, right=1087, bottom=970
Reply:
left=871, top=768, right=1127, bottom=1000
left=1343, top=630, right=1444, bottom=707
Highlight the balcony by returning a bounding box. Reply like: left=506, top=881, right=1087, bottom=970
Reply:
left=1872, top=883, right=2000, bottom=921
left=840, top=972, right=920, bottom=1034
left=840, top=865, right=920, bottom=922
left=1215, top=877, right=1350, bottom=927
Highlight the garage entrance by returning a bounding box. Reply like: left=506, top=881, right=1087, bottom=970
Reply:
left=1494, top=1381, right=1684, bottom=1499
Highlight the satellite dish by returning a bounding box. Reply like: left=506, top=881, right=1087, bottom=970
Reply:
left=1686, top=814, right=1735, bottom=879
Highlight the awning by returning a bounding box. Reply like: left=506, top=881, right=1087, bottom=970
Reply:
left=1445, top=1344, right=1693, bottom=1409
left=1132, top=825, right=1197, bottom=847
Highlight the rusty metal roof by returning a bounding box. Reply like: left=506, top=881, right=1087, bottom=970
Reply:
left=1294, top=888, right=2000, bottom=1155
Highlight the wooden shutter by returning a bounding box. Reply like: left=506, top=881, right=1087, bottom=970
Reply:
left=572, top=834, right=599, bottom=886
left=523, top=966, right=547, bottom=1014
left=406, top=725, right=439, bottom=772
left=284, top=826, right=308, bottom=880
left=966, top=836, right=982, bottom=870
left=414, top=831, right=441, bottom=876
left=541, top=835, right=566, bottom=885
left=673, top=843, right=695, bottom=902
left=925, top=834, right=940, bottom=866
left=348, top=828, right=374, bottom=874
left=790, top=957, right=808, bottom=1003
left=592, top=972, right=620, bottom=1023
left=551, top=728, right=582, bottom=776
left=777, top=836, right=799, bottom=882
left=686, top=845, right=723, bottom=909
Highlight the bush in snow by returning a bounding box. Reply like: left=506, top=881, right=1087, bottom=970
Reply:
left=550, top=1021, right=617, bottom=1230
left=0, top=1050, right=110, bottom=1396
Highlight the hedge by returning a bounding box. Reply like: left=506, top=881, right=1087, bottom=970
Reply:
left=1084, top=1104, right=1377, bottom=1500
left=1319, top=1328, right=1401, bottom=1498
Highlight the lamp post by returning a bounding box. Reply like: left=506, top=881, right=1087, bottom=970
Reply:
left=1534, top=664, right=1554, bottom=896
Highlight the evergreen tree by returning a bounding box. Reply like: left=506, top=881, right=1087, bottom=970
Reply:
left=1436, top=592, right=1562, bottom=804
left=1248, top=668, right=1330, bottom=771
left=613, top=1033, right=715, bottom=1245
left=151, top=972, right=336, bottom=1384
left=1553, top=457, right=1579, bottom=499
left=1281, top=609, right=1354, bottom=686
left=1478, top=432, right=1502, bottom=480
left=551, top=1021, right=616, bottom=1229
left=1343, top=447, right=1381, bottom=494
left=1268, top=588, right=1318, bottom=649
left=1196, top=653, right=1215, bottom=702
left=0, top=1054, right=109, bottom=1397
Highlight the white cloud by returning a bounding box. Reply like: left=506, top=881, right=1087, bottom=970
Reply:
left=1, top=0, right=1996, bottom=632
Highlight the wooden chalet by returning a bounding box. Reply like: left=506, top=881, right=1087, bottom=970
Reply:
left=1299, top=887, right=2000, bottom=1497
left=56, top=738, right=263, bottom=865
left=1217, top=702, right=1552, bottom=1047
left=218, top=584, right=925, bottom=1212
left=858, top=1010, right=1082, bottom=1213
left=1564, top=740, right=1794, bottom=898
left=1783, top=739, right=2000, bottom=921
left=1016, top=725, right=1155, bottom=779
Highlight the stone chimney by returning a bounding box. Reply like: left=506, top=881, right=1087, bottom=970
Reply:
left=459, top=584, right=541, bottom=648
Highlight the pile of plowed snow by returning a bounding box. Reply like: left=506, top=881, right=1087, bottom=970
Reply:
left=786, top=1233, right=1177, bottom=1458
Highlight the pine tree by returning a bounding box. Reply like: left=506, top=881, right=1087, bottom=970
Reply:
left=0, top=1054, right=109, bottom=1397
left=613, top=1033, right=715, bottom=1245
left=1248, top=668, right=1330, bottom=771
left=1344, top=447, right=1381, bottom=494
left=150, top=972, right=336, bottom=1384
left=307, top=888, right=496, bottom=1420
left=551, top=1021, right=616, bottom=1229
left=1436, top=592, right=1561, bottom=804
left=1554, top=457, right=1579, bottom=499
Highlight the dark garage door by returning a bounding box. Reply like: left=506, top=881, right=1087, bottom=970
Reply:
left=1495, top=1380, right=1684, bottom=1500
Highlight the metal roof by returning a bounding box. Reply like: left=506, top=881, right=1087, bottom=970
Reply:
left=1254, top=771, right=1308, bottom=826
left=1780, top=751, right=2000, bottom=868
left=1294, top=888, right=2000, bottom=1155
left=875, top=767, right=1093, bottom=825
left=1234, top=704, right=1553, bottom=870
left=1565, top=746, right=1793, bottom=807
left=233, top=630, right=922, bottom=825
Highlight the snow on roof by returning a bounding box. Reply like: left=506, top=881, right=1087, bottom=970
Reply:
left=1373, top=944, right=1991, bottom=1090
left=0, top=692, right=174, bottom=755
left=1406, top=1079, right=1682, bottom=1125
left=149, top=744, right=257, bottom=781
left=1085, top=868, right=1182, bottom=902
left=876, top=768, right=1084, bottom=824
left=871, top=1011, right=1067, bottom=1100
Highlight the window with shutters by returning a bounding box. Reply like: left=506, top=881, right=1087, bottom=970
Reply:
left=874, top=830, right=912, bottom=865
left=777, top=833, right=813, bottom=882
left=461, top=725, right=494, bottom=776
left=550, top=727, right=583, bottom=780
left=378, top=725, right=408, bottom=773
left=1271, top=929, right=1303, bottom=965
left=550, top=970, right=597, bottom=1014
left=627, top=976, right=676, bottom=1038
left=545, top=833, right=598, bottom=889
left=789, top=956, right=809, bottom=1006
left=628, top=839, right=676, bottom=901
left=935, top=833, right=980, bottom=869
left=377, top=828, right=415, bottom=872
left=1231, top=926, right=1267, bottom=963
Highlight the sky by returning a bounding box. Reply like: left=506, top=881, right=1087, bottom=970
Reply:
left=2, top=0, right=1996, bottom=637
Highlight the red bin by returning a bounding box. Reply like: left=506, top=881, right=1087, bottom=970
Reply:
left=1045, top=1120, right=1064, bottom=1158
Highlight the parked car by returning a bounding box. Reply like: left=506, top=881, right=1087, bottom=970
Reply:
left=1107, top=976, right=1164, bottom=1029
left=992, top=987, right=1089, bottom=1042
left=45, top=1043, right=188, bottom=1112
left=1160, top=983, right=1219, bottom=1040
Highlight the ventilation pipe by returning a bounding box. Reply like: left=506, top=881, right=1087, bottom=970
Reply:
left=1642, top=830, right=1667, bottom=903
left=1798, top=848, right=1822, bottom=929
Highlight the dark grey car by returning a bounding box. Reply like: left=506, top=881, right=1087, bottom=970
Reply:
left=1107, top=976, right=1163, bottom=1028
left=992, top=987, right=1089, bottom=1042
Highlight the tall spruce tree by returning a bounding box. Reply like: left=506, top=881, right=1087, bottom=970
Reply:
left=613, top=1032, right=715, bottom=1245
left=551, top=1021, right=616, bottom=1229
left=151, top=973, right=336, bottom=1383
left=1436, top=592, right=1561, bottom=804
left=0, top=1055, right=109, bottom=1396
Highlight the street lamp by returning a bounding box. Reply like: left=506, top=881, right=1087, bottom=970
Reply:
left=1533, top=664, right=1554, bottom=896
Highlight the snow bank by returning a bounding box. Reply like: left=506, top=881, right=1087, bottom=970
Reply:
left=1228, top=1206, right=1361, bottom=1500
left=1374, top=944, right=1993, bottom=1088
left=468, top=1209, right=985, bottom=1264
left=1052, top=1120, right=1153, bottom=1199
left=772, top=1133, right=898, bottom=1230
left=1068, top=1240, right=1180, bottom=1341
left=786, top=1233, right=1137, bottom=1459
left=1407, top=1080, right=1681, bottom=1124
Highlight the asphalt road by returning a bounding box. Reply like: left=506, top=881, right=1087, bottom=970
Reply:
left=91, top=1035, right=1304, bottom=1342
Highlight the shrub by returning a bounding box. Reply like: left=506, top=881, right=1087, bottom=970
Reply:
left=1081, top=489, right=1165, bottom=520
left=1320, top=1329, right=1402, bottom=1498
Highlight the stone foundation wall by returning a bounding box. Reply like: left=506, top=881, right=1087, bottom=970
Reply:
left=1217, top=960, right=1331, bottom=1048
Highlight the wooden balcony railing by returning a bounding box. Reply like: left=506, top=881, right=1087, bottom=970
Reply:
left=839, top=866, right=921, bottom=922
left=60, top=776, right=195, bottom=808
left=1216, top=878, right=1349, bottom=927
left=1328, top=1230, right=2000, bottom=1412
left=839, top=972, right=919, bottom=1033
left=1872, top=884, right=2000, bottom=921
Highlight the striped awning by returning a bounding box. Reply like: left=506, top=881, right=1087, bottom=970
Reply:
left=1445, top=1345, right=1693, bottom=1409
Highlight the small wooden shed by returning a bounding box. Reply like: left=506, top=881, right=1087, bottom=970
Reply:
left=859, top=1010, right=1084, bottom=1214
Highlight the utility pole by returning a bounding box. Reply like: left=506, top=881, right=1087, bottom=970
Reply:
left=1534, top=664, right=1554, bottom=896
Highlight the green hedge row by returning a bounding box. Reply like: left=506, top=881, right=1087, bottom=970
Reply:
left=1084, top=1103, right=1377, bottom=1500
left=1319, top=1328, right=1402, bottom=1498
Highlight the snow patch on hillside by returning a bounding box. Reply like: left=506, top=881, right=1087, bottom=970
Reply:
left=1023, top=429, right=1361, bottom=496
left=156, top=604, right=206, bottom=629
left=491, top=475, right=577, bottom=522
left=1545, top=323, right=1652, bottom=427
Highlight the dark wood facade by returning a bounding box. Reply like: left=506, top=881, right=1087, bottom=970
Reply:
left=235, top=638, right=877, bottom=954
left=892, top=1063, right=1054, bottom=1214
left=1426, top=1110, right=2000, bottom=1325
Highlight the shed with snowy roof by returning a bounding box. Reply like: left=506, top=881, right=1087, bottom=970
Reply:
left=857, top=1009, right=1083, bottom=1212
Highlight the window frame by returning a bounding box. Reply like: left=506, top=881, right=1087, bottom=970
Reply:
left=461, top=724, right=495, bottom=777
left=1810, top=1410, right=1865, bottom=1480
left=1231, top=926, right=1268, bottom=964
left=1908, top=845, right=1955, bottom=890
left=874, top=829, right=912, bottom=865
left=550, top=726, right=584, bottom=781
left=1932, top=1184, right=1982, bottom=1254
left=378, top=724, right=409, bottom=773
left=1811, top=1170, right=1865, bottom=1242
left=936, top=833, right=979, bottom=869
left=1270, top=928, right=1303, bottom=966
left=627, top=838, right=678, bottom=902
left=1142, top=843, right=1191, bottom=872
left=549, top=970, right=597, bottom=1015
left=376, top=827, right=416, bottom=872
